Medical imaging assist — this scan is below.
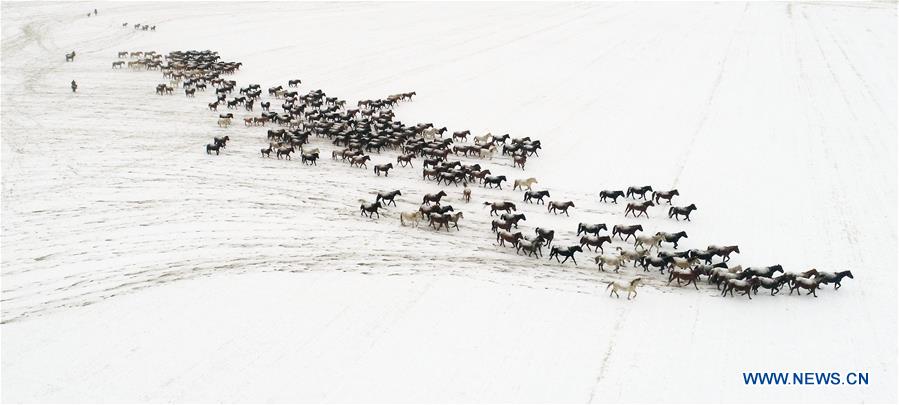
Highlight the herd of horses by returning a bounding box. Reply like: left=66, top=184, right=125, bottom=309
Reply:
left=117, top=49, right=854, bottom=301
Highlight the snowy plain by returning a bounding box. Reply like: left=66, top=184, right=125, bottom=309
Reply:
left=1, top=1, right=897, bottom=402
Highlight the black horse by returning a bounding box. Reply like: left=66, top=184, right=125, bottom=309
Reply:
left=599, top=190, right=625, bottom=203
left=523, top=190, right=550, bottom=204
left=500, top=213, right=527, bottom=228
left=205, top=143, right=221, bottom=155
left=422, top=190, right=447, bottom=206
left=658, top=231, right=688, bottom=249
left=549, top=245, right=582, bottom=265
left=484, top=175, right=507, bottom=189
left=744, top=265, right=784, bottom=278
left=626, top=185, right=653, bottom=200
left=535, top=228, right=555, bottom=247
left=577, top=223, right=607, bottom=237
left=668, top=204, right=697, bottom=221
left=301, top=152, right=319, bottom=165
left=376, top=190, right=402, bottom=207
left=818, top=270, right=854, bottom=290
left=374, top=163, right=394, bottom=177
left=360, top=201, right=383, bottom=218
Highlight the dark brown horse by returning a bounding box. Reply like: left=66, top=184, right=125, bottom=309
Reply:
left=579, top=235, right=611, bottom=253
left=599, top=190, right=625, bottom=203
left=422, top=190, right=447, bottom=206
left=496, top=230, right=523, bottom=247
left=651, top=189, right=679, bottom=204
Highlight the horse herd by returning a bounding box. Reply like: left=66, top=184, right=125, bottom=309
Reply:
left=119, top=49, right=854, bottom=300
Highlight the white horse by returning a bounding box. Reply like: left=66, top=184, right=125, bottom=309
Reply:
left=300, top=146, right=319, bottom=155
left=399, top=211, right=423, bottom=227
left=634, top=234, right=663, bottom=252
left=474, top=132, right=493, bottom=145
left=670, top=256, right=698, bottom=271
left=595, top=254, right=622, bottom=272
left=217, top=118, right=231, bottom=128
left=616, top=247, right=647, bottom=267
left=479, top=145, right=496, bottom=160
left=512, top=177, right=538, bottom=191
left=422, top=127, right=438, bottom=140
left=606, top=277, right=643, bottom=300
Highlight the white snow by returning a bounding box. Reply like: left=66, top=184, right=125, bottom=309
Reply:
left=1, top=1, right=896, bottom=402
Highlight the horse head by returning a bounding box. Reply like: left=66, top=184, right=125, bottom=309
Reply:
left=771, top=264, right=784, bottom=274
left=839, top=270, right=854, bottom=279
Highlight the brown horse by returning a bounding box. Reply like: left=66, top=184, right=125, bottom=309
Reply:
left=496, top=230, right=523, bottom=247
left=484, top=201, right=516, bottom=216
left=668, top=268, right=702, bottom=290
left=612, top=224, right=643, bottom=241
left=625, top=201, right=655, bottom=217
left=651, top=189, right=679, bottom=204
left=547, top=201, right=575, bottom=216
left=422, top=190, right=447, bottom=206
left=579, top=235, right=611, bottom=253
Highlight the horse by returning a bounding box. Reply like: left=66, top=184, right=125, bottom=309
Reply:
left=213, top=136, right=230, bottom=148
left=500, top=213, right=527, bottom=228
left=652, top=189, right=679, bottom=204
left=617, top=247, right=647, bottom=267
left=217, top=118, right=231, bottom=128
left=473, top=133, right=493, bottom=145
left=547, top=201, right=575, bottom=216
left=376, top=190, right=402, bottom=207
left=491, top=219, right=513, bottom=233
left=483, top=201, right=516, bottom=216
left=462, top=184, right=471, bottom=203
left=789, top=277, right=822, bottom=297
left=708, top=245, right=740, bottom=262
left=641, top=255, right=670, bottom=273
left=669, top=256, right=698, bottom=272
left=350, top=155, right=371, bottom=168
left=687, top=249, right=716, bottom=264
left=535, top=228, right=555, bottom=247
left=817, top=270, right=854, bottom=290
left=753, top=275, right=790, bottom=296
left=668, top=204, right=697, bottom=221
left=428, top=213, right=452, bottom=231
left=422, top=191, right=447, bottom=206
left=658, top=231, right=688, bottom=249
left=595, top=254, right=622, bottom=272
left=512, top=177, right=538, bottom=191
left=669, top=268, right=702, bottom=290
left=599, top=190, right=625, bottom=204
left=549, top=245, right=582, bottom=265
left=624, top=201, right=655, bottom=218
left=112, top=61, right=125, bottom=69
left=399, top=211, right=423, bottom=227
left=260, top=146, right=272, bottom=158
left=301, top=152, right=319, bottom=165
left=496, top=230, right=523, bottom=247
left=185, top=88, right=196, bottom=97
left=512, top=155, right=527, bottom=169
left=744, top=265, right=784, bottom=278
left=484, top=175, right=507, bottom=189
left=276, top=146, right=295, bottom=160
left=626, top=185, right=653, bottom=200
left=634, top=234, right=663, bottom=252
left=723, top=278, right=761, bottom=299
left=523, top=190, right=550, bottom=204
left=516, top=237, right=544, bottom=258
left=612, top=224, right=643, bottom=241
left=288, top=79, right=302, bottom=87
left=65, top=51, right=76, bottom=62
left=580, top=235, right=611, bottom=253
left=606, top=278, right=642, bottom=300
left=577, top=223, right=607, bottom=237
left=205, top=143, right=221, bottom=155
left=373, top=163, right=394, bottom=176
left=452, top=130, right=470, bottom=142
left=446, top=212, right=464, bottom=230
left=360, top=201, right=383, bottom=218
left=397, top=153, right=415, bottom=167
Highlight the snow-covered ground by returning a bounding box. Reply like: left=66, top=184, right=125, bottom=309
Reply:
left=1, top=2, right=896, bottom=402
